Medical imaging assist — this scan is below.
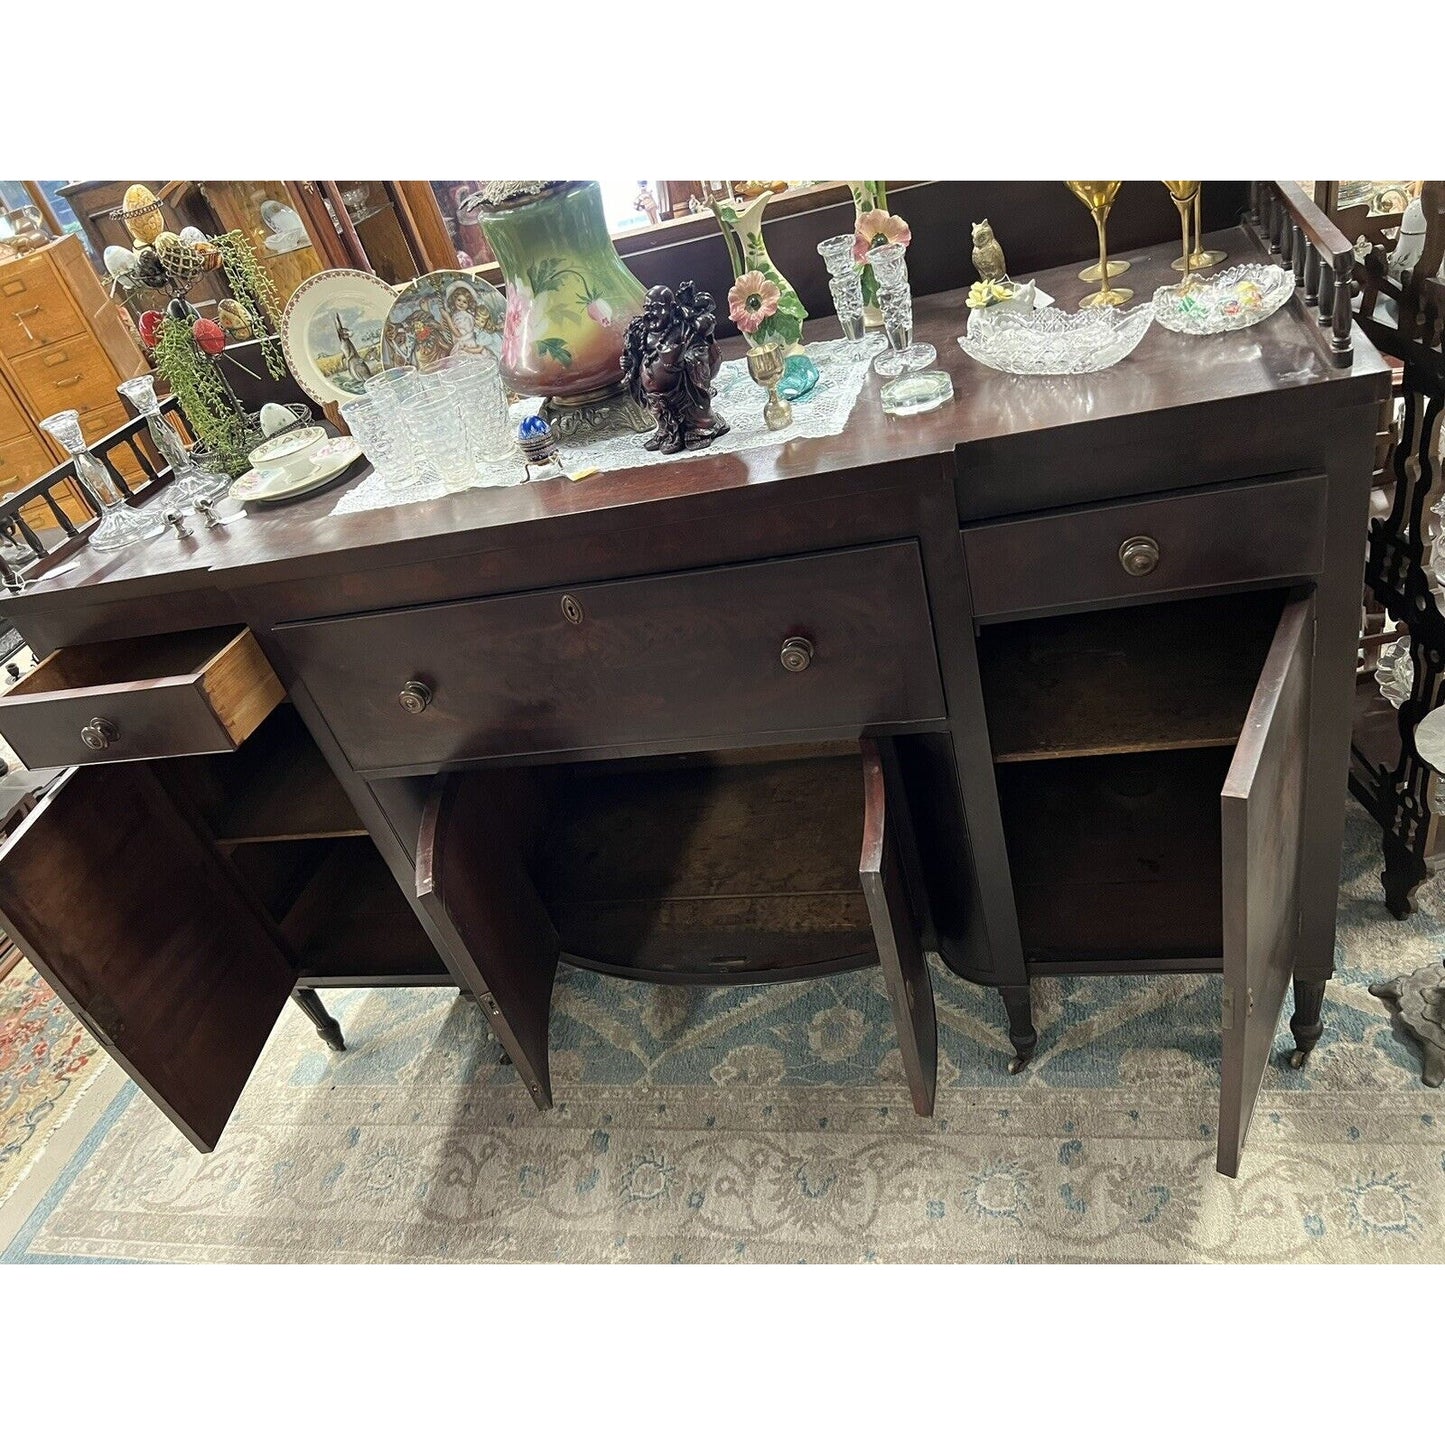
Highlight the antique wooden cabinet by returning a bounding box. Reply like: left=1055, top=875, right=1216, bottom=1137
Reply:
left=0, top=217, right=1387, bottom=1177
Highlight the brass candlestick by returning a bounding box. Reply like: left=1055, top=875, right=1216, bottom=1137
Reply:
left=1066, top=181, right=1132, bottom=308
left=1171, top=184, right=1227, bottom=272
left=1163, top=181, right=1201, bottom=285
left=746, top=342, right=792, bottom=431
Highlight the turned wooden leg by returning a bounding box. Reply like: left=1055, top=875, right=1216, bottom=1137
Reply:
left=1288, top=978, right=1327, bottom=1069
left=1380, top=830, right=1428, bottom=920
left=292, top=988, right=346, bottom=1052
left=999, top=985, right=1037, bottom=1074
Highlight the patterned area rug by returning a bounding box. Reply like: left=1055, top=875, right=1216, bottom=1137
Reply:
left=0, top=959, right=103, bottom=1207
left=5, top=802, right=1445, bottom=1263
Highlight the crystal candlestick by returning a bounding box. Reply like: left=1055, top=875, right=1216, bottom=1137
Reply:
left=117, top=374, right=229, bottom=511
left=40, top=409, right=164, bottom=551
left=817, top=234, right=867, bottom=342
left=866, top=243, right=936, bottom=377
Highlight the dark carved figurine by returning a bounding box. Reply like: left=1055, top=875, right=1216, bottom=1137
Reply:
left=620, top=281, right=730, bottom=454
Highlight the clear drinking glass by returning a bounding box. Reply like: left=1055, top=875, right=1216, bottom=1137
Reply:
left=406, top=394, right=473, bottom=491
left=39, top=409, right=164, bottom=551
left=117, top=374, right=229, bottom=511
left=865, top=243, right=936, bottom=376
left=363, top=369, right=424, bottom=487
left=340, top=398, right=413, bottom=493
left=433, top=352, right=520, bottom=467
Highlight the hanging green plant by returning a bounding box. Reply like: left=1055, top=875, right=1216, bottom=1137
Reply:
left=151, top=316, right=253, bottom=475
left=213, top=230, right=287, bottom=379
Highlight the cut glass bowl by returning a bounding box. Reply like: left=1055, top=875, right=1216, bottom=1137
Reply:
left=1152, top=263, right=1294, bottom=335
left=957, top=303, right=1153, bottom=375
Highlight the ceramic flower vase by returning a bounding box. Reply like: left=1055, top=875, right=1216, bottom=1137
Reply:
left=712, top=192, right=807, bottom=353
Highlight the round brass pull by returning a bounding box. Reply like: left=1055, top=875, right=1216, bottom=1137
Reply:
left=1118, top=535, right=1160, bottom=578
left=398, top=680, right=432, bottom=714
left=780, top=636, right=814, bottom=673
left=79, top=717, right=120, bottom=752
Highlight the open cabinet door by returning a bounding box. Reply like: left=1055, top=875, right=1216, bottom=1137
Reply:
left=416, top=771, right=560, bottom=1109
left=1217, top=596, right=1314, bottom=1177
left=0, top=766, right=295, bottom=1151
left=860, top=739, right=938, bottom=1116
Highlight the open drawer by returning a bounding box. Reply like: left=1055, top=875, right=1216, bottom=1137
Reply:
left=0, top=625, right=285, bottom=768
left=979, top=590, right=1316, bottom=1176
left=414, top=739, right=939, bottom=1116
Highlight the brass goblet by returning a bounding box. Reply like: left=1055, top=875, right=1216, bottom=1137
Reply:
left=1171, top=184, right=1227, bottom=272
left=746, top=341, right=792, bottom=431
left=1066, top=181, right=1133, bottom=308
left=1163, top=181, right=1202, bottom=284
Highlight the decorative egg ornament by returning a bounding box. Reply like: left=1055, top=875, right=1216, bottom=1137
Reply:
left=121, top=184, right=165, bottom=245
left=166, top=297, right=198, bottom=322
left=154, top=231, right=205, bottom=285
left=178, top=225, right=207, bottom=246
left=259, top=403, right=294, bottom=436
left=138, top=309, right=164, bottom=348
left=192, top=318, right=227, bottom=355
left=103, top=244, right=136, bottom=279
left=216, top=298, right=253, bottom=339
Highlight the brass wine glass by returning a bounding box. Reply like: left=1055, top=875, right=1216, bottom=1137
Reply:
left=1066, top=182, right=1133, bottom=308
left=1171, top=183, right=1228, bottom=272
left=1163, top=181, right=1202, bottom=284
left=746, top=341, right=792, bottom=431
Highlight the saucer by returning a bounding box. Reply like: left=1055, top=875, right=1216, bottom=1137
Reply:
left=229, top=438, right=363, bottom=507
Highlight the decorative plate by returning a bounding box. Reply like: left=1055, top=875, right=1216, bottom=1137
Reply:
left=228, top=437, right=363, bottom=507
left=1151, top=263, right=1294, bottom=335
left=958, top=303, right=1153, bottom=375
left=280, top=268, right=399, bottom=407
left=381, top=269, right=506, bottom=372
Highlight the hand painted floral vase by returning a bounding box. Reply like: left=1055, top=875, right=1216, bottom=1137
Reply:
left=471, top=181, right=647, bottom=403
left=712, top=191, right=807, bottom=352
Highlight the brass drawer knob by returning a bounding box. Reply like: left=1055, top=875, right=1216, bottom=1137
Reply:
left=780, top=636, right=814, bottom=672
left=1118, top=535, right=1160, bottom=577
left=79, top=717, right=120, bottom=752
left=398, top=680, right=432, bottom=714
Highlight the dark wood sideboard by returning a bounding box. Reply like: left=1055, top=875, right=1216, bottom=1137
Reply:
left=0, top=222, right=1387, bottom=1177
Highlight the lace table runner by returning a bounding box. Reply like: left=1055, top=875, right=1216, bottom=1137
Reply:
left=329, top=338, right=882, bottom=517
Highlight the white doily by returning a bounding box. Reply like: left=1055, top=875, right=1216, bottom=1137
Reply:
left=329, top=338, right=883, bottom=517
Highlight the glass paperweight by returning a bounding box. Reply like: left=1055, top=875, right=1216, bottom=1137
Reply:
left=1151, top=264, right=1294, bottom=336
left=880, top=370, right=953, bottom=417
left=958, top=304, right=1153, bottom=376
left=117, top=374, right=230, bottom=512
left=39, top=409, right=164, bottom=552
left=865, top=243, right=935, bottom=377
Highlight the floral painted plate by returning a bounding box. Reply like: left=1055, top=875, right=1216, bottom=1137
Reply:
left=1151, top=263, right=1295, bottom=335
left=381, top=270, right=506, bottom=372
left=280, top=269, right=398, bottom=407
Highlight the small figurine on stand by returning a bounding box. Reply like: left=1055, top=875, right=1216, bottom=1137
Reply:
left=621, top=282, right=730, bottom=455
left=971, top=219, right=1008, bottom=283
left=634, top=182, right=660, bottom=227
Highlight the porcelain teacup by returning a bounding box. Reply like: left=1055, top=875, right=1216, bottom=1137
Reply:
left=248, top=426, right=325, bottom=483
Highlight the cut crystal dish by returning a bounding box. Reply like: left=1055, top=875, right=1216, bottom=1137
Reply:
left=957, top=303, right=1153, bottom=375
left=1151, top=263, right=1294, bottom=335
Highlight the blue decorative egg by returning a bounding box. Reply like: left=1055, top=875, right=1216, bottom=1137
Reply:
left=519, top=414, right=551, bottom=440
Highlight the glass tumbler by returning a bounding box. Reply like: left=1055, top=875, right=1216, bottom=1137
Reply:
left=363, top=369, right=425, bottom=486
left=434, top=352, right=519, bottom=467
left=406, top=393, right=473, bottom=491
left=340, top=398, right=413, bottom=493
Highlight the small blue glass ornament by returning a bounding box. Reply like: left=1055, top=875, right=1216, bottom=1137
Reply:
left=518, top=412, right=560, bottom=481
left=778, top=353, right=819, bottom=402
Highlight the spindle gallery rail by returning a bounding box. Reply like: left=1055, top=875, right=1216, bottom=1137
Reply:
left=1245, top=181, right=1356, bottom=366
left=0, top=397, right=186, bottom=591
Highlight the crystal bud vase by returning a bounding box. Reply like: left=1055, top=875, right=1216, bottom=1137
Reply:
left=117, top=374, right=229, bottom=511
left=40, top=409, right=164, bottom=551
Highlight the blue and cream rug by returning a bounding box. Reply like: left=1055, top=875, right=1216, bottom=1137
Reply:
left=4, top=801, right=1444, bottom=1263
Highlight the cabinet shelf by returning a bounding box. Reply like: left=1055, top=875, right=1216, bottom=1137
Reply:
left=997, top=748, right=1229, bottom=966
left=283, top=837, right=450, bottom=988
left=979, top=592, right=1285, bottom=764
left=532, top=751, right=877, bottom=983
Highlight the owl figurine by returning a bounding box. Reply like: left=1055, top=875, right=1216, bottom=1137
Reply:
left=971, top=219, right=1007, bottom=284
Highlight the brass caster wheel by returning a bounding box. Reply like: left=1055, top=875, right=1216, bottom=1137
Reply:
left=1288, top=1048, right=1309, bottom=1070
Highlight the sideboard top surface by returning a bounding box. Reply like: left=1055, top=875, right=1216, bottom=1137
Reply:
left=9, top=225, right=1387, bottom=615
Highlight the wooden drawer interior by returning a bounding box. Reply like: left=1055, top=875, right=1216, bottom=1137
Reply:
left=979, top=587, right=1292, bottom=969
